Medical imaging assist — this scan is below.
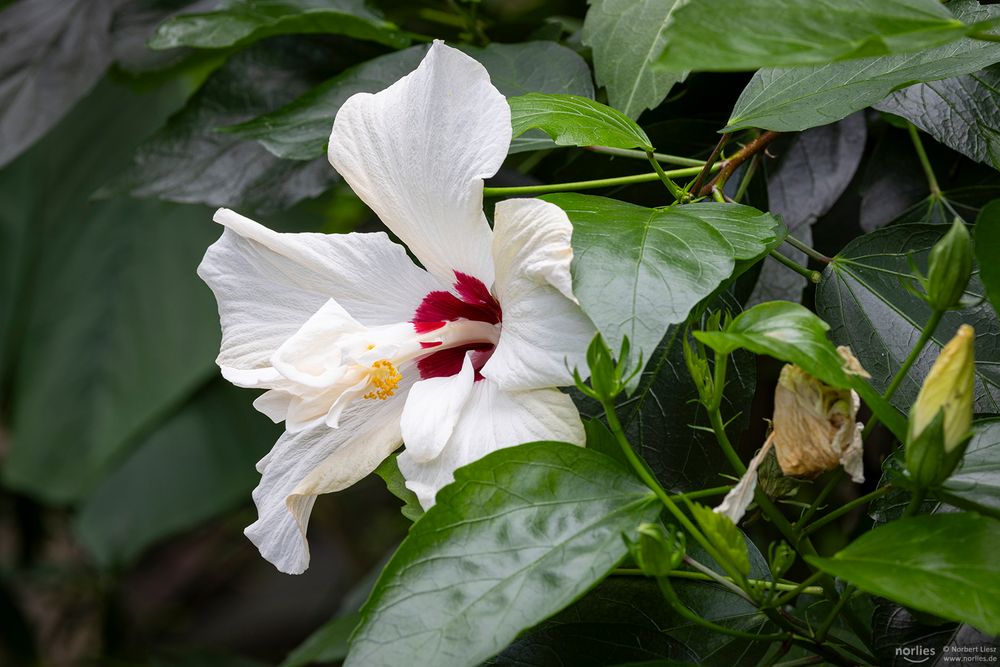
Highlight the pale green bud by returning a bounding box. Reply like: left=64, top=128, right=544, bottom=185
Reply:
left=925, top=219, right=973, bottom=311
left=906, top=325, right=975, bottom=486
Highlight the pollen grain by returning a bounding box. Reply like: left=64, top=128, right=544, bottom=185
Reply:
left=364, top=359, right=401, bottom=400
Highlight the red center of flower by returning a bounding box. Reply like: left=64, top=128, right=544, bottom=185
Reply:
left=412, top=272, right=502, bottom=380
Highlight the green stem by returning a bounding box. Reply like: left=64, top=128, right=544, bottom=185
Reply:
left=611, top=567, right=822, bottom=595
left=907, top=122, right=941, bottom=197
left=816, top=586, right=854, bottom=643
left=903, top=488, right=927, bottom=518
left=657, top=576, right=789, bottom=642
left=602, top=400, right=747, bottom=586
left=802, top=485, right=893, bottom=537
left=769, top=250, right=822, bottom=283
left=783, top=235, right=831, bottom=264
left=683, top=555, right=755, bottom=603
left=647, top=151, right=689, bottom=201
left=733, top=154, right=760, bottom=202
left=711, top=186, right=726, bottom=203
left=586, top=145, right=706, bottom=167
left=970, top=31, right=1000, bottom=43
left=483, top=165, right=710, bottom=197
left=861, top=307, right=944, bottom=440
left=884, top=308, right=945, bottom=403
left=769, top=572, right=825, bottom=608
left=793, top=470, right=843, bottom=530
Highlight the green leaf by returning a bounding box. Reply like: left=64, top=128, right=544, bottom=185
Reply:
left=581, top=0, right=686, bottom=119
left=977, top=199, right=1000, bottom=319
left=0, top=0, right=113, bottom=168
left=345, top=442, right=660, bottom=667
left=74, top=381, right=280, bottom=566
left=545, top=194, right=780, bottom=377
left=226, top=41, right=594, bottom=160
left=487, top=576, right=771, bottom=666
left=726, top=0, right=1000, bottom=132
left=694, top=301, right=907, bottom=440
left=806, top=512, right=1000, bottom=635
left=876, top=66, right=1000, bottom=171
left=656, top=0, right=975, bottom=72
left=689, top=504, right=750, bottom=577
left=280, top=611, right=360, bottom=667
left=509, top=93, right=654, bottom=152
left=149, top=0, right=409, bottom=50
left=816, top=224, right=1000, bottom=414
left=939, top=418, right=1000, bottom=519
left=109, top=37, right=344, bottom=213
left=374, top=454, right=424, bottom=523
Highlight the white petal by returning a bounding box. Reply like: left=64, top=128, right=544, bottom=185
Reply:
left=327, top=41, right=510, bottom=285
left=715, top=436, right=774, bottom=524
left=398, top=382, right=584, bottom=508
left=481, top=198, right=595, bottom=391
left=198, top=208, right=441, bottom=383
left=271, top=299, right=362, bottom=388
left=400, top=354, right=476, bottom=464
left=244, top=389, right=407, bottom=574
left=253, top=390, right=293, bottom=423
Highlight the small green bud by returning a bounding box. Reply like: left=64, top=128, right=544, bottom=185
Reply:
left=906, top=325, right=975, bottom=486
left=768, top=541, right=796, bottom=579
left=925, top=219, right=973, bottom=311
left=628, top=523, right=685, bottom=577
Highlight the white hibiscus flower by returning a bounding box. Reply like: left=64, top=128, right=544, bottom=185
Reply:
left=197, top=42, right=596, bottom=574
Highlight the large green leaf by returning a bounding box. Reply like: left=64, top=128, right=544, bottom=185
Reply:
left=656, top=0, right=977, bottom=72
left=816, top=224, right=1000, bottom=414
left=0, top=0, right=114, bottom=168
left=750, top=114, right=866, bottom=306
left=544, top=194, right=779, bottom=377
left=345, top=442, right=660, bottom=667
left=109, top=37, right=343, bottom=213
left=876, top=66, right=1000, bottom=171
left=581, top=0, right=686, bottom=119
left=694, top=301, right=907, bottom=440
left=726, top=0, right=1000, bottom=132
left=509, top=94, right=653, bottom=152
left=807, top=512, right=1000, bottom=635
left=488, top=576, right=771, bottom=666
left=149, top=0, right=409, bottom=50
left=976, top=199, right=1000, bottom=319
left=939, top=418, right=1000, bottom=518
left=225, top=41, right=595, bottom=160
left=74, top=381, right=279, bottom=566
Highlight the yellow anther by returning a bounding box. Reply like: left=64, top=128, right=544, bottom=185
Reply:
left=363, top=359, right=401, bottom=400
left=367, top=344, right=375, bottom=350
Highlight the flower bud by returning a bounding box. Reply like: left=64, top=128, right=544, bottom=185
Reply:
left=925, top=219, right=973, bottom=311
left=906, top=325, right=974, bottom=486
left=772, top=364, right=864, bottom=483
left=627, top=523, right=685, bottom=577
